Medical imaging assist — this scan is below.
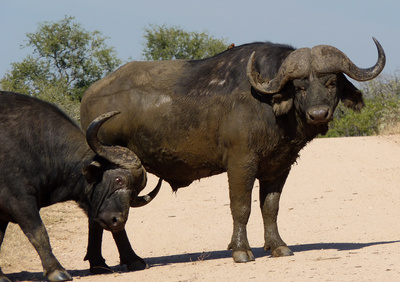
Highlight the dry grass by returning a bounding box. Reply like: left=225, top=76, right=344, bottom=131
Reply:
left=379, top=122, right=400, bottom=135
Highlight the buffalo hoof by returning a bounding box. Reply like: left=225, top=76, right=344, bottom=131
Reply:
left=232, top=250, right=255, bottom=263
left=47, top=269, right=73, bottom=281
left=90, top=263, right=113, bottom=275
left=270, top=246, right=294, bottom=257
left=126, top=259, right=148, bottom=271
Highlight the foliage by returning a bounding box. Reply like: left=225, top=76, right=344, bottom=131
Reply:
left=142, top=24, right=228, bottom=60
left=325, top=74, right=400, bottom=137
left=0, top=16, right=121, bottom=108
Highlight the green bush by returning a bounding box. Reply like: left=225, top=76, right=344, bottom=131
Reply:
left=1, top=75, right=80, bottom=123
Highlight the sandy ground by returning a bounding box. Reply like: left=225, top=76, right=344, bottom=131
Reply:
left=1, top=135, right=400, bottom=281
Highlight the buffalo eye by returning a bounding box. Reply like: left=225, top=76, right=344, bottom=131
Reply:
left=327, top=81, right=337, bottom=89
left=326, top=76, right=337, bottom=89
left=115, top=177, right=125, bottom=186
left=293, top=79, right=308, bottom=98
left=295, top=86, right=307, bottom=98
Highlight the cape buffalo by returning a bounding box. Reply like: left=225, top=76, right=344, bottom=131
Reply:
left=0, top=92, right=160, bottom=281
left=80, top=38, right=385, bottom=263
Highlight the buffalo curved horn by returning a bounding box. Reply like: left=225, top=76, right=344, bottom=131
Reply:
left=311, top=37, right=385, bottom=82
left=86, top=111, right=142, bottom=170
left=130, top=178, right=163, bottom=207
left=247, top=48, right=312, bottom=94
left=247, top=37, right=386, bottom=94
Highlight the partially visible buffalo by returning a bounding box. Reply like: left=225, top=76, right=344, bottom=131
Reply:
left=0, top=92, right=160, bottom=281
left=80, top=38, right=385, bottom=263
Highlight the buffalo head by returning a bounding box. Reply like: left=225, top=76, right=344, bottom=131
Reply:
left=247, top=37, right=385, bottom=127
left=82, top=111, right=160, bottom=232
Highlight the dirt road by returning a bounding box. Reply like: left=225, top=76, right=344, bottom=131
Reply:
left=1, top=135, right=400, bottom=281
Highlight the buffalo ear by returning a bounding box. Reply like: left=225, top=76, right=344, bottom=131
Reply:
left=272, top=94, right=294, bottom=116
left=340, top=74, right=365, bottom=112
left=82, top=161, right=103, bottom=184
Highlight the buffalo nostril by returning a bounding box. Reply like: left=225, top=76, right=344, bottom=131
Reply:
left=110, top=217, right=123, bottom=231
left=109, top=213, right=127, bottom=231
left=112, top=217, right=119, bottom=226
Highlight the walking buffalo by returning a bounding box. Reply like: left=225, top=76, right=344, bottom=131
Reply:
left=80, top=38, right=385, bottom=263
left=0, top=92, right=160, bottom=281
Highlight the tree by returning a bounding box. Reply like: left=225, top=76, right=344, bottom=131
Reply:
left=1, top=16, right=121, bottom=105
left=0, top=55, right=81, bottom=120
left=142, top=24, right=228, bottom=61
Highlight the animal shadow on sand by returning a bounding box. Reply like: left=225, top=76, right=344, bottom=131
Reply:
left=146, top=240, right=400, bottom=266
left=5, top=240, right=399, bottom=281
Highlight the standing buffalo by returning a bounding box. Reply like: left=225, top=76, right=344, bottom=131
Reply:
left=0, top=92, right=160, bottom=281
left=80, top=38, right=385, bottom=263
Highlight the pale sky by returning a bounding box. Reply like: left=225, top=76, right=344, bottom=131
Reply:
left=1, top=0, right=399, bottom=79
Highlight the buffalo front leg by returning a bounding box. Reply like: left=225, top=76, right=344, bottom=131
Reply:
left=259, top=172, right=293, bottom=257
left=84, top=220, right=112, bottom=274
left=17, top=212, right=72, bottom=281
left=112, top=229, right=147, bottom=271
left=227, top=162, right=256, bottom=263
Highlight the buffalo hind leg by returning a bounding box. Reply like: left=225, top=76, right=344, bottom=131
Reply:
left=0, top=221, right=11, bottom=282
left=85, top=220, right=112, bottom=274
left=259, top=173, right=293, bottom=257
left=227, top=161, right=256, bottom=263
left=112, top=230, right=147, bottom=271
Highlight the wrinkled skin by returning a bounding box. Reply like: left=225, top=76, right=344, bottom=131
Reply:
left=80, top=39, right=385, bottom=263
left=0, top=92, right=150, bottom=281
